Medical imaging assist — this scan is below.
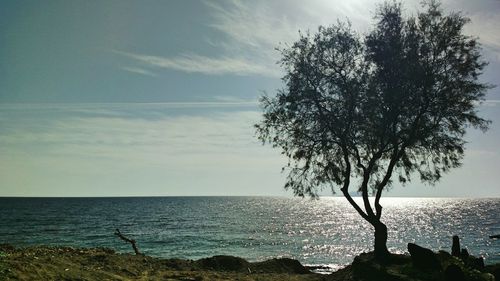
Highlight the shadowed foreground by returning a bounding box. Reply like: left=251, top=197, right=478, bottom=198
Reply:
left=0, top=244, right=498, bottom=281
left=0, top=245, right=348, bottom=281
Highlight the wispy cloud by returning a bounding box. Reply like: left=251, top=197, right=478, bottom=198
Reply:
left=212, top=95, right=258, bottom=104
left=115, top=51, right=279, bottom=77
left=481, top=99, right=500, bottom=107
left=0, top=104, right=264, bottom=152
left=203, top=0, right=500, bottom=74
left=464, top=12, right=500, bottom=62
left=0, top=103, right=284, bottom=196
left=113, top=0, right=500, bottom=83
left=121, top=66, right=157, bottom=77
left=112, top=0, right=306, bottom=78
left=438, top=0, right=500, bottom=56
left=204, top=0, right=297, bottom=52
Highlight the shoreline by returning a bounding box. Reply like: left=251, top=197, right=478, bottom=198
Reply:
left=1, top=244, right=499, bottom=281
left=0, top=244, right=345, bottom=281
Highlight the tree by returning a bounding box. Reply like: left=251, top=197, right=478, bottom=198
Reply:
left=255, top=1, right=491, bottom=260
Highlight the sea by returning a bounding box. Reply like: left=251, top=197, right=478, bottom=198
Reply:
left=0, top=197, right=498, bottom=272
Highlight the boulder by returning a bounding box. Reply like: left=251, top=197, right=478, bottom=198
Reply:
left=407, top=243, right=441, bottom=271
left=482, top=273, right=496, bottom=281
left=351, top=252, right=404, bottom=281
left=484, top=264, right=500, bottom=281
left=195, top=255, right=310, bottom=274
left=196, top=255, right=249, bottom=272
left=452, top=235, right=460, bottom=257
left=460, top=255, right=485, bottom=271
left=445, top=264, right=465, bottom=281
left=451, top=238, right=484, bottom=270
left=252, top=258, right=310, bottom=274
left=460, top=248, right=469, bottom=260
left=469, top=256, right=485, bottom=270
left=494, top=267, right=500, bottom=281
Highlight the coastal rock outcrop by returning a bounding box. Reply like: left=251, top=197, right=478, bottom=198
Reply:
left=253, top=258, right=310, bottom=274
left=195, top=255, right=311, bottom=274
left=452, top=235, right=461, bottom=257
left=196, top=255, right=249, bottom=272
left=2, top=243, right=499, bottom=281
left=407, top=243, right=441, bottom=271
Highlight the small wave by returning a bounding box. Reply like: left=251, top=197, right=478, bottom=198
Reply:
left=304, top=263, right=345, bottom=274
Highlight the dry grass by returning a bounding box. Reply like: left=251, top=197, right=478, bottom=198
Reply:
left=0, top=245, right=350, bottom=281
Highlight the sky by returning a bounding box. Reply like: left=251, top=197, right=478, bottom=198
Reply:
left=0, top=0, right=499, bottom=197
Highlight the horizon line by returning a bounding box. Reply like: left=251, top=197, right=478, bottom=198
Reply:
left=0, top=195, right=498, bottom=199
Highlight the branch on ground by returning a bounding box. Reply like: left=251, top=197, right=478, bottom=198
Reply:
left=114, top=228, right=141, bottom=255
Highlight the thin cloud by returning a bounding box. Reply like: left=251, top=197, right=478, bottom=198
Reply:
left=204, top=0, right=297, bottom=51
left=465, top=12, right=500, bottom=60
left=114, top=0, right=500, bottom=81
left=212, top=95, right=258, bottom=104
left=0, top=104, right=284, bottom=196
left=481, top=99, right=500, bottom=107
left=121, top=66, right=157, bottom=77
left=202, top=0, right=376, bottom=61
left=201, top=0, right=302, bottom=76
left=114, top=50, right=280, bottom=77
left=0, top=103, right=267, bottom=159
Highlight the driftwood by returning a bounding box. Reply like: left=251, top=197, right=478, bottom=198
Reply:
left=114, top=228, right=141, bottom=255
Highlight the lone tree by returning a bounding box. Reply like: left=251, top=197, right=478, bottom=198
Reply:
left=256, top=1, right=490, bottom=260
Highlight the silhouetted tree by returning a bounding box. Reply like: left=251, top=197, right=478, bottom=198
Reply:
left=256, top=1, right=490, bottom=260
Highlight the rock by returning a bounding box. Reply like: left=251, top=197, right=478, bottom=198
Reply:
left=252, top=258, right=310, bottom=274
left=452, top=235, right=460, bottom=257
left=195, top=255, right=310, bottom=274
left=445, top=264, right=465, bottom=281
left=196, top=255, right=249, bottom=272
left=450, top=238, right=485, bottom=270
left=482, top=273, right=495, bottom=281
left=494, top=267, right=500, bottom=281
left=469, top=256, right=485, bottom=270
left=351, top=252, right=403, bottom=281
left=484, top=262, right=500, bottom=280
left=407, top=243, right=441, bottom=272
left=460, top=248, right=469, bottom=260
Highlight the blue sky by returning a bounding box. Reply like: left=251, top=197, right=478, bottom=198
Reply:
left=1, top=0, right=499, bottom=197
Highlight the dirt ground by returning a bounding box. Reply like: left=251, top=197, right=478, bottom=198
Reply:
left=0, top=245, right=352, bottom=281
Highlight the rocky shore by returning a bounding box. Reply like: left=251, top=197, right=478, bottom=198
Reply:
left=0, top=241, right=498, bottom=281
left=0, top=244, right=342, bottom=281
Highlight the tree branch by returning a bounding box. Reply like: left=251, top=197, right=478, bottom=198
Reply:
left=359, top=150, right=386, bottom=221
left=374, top=108, right=425, bottom=219
left=340, top=147, right=369, bottom=221
left=374, top=148, right=400, bottom=219
left=374, top=185, right=384, bottom=220
left=351, top=145, right=367, bottom=172
left=341, top=188, right=370, bottom=221
left=360, top=173, right=376, bottom=221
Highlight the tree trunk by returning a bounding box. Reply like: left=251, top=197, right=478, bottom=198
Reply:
left=373, top=221, right=390, bottom=261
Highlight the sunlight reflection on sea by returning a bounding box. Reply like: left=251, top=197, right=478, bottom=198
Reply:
left=0, top=197, right=498, bottom=272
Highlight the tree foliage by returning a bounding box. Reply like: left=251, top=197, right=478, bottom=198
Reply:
left=256, top=0, right=490, bottom=229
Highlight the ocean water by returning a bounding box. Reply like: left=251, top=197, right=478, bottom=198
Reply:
left=0, top=197, right=498, bottom=271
